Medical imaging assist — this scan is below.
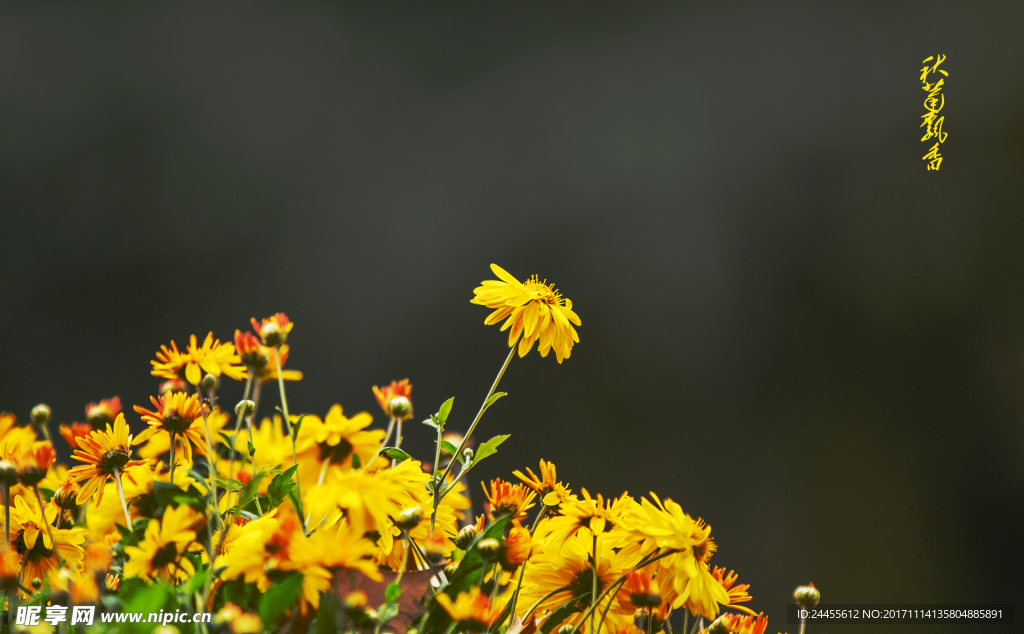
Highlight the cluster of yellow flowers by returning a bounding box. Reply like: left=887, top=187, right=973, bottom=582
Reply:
left=0, top=265, right=792, bottom=634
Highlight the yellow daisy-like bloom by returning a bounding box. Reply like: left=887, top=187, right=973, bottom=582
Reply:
left=151, top=333, right=246, bottom=386
left=513, top=459, right=576, bottom=507
left=293, top=521, right=381, bottom=607
left=9, top=496, right=86, bottom=593
left=295, top=405, right=386, bottom=486
left=538, top=488, right=635, bottom=547
left=0, top=412, right=37, bottom=458
left=436, top=587, right=506, bottom=632
left=123, top=504, right=203, bottom=583
left=229, top=415, right=294, bottom=481
left=516, top=531, right=633, bottom=632
left=471, top=264, right=581, bottom=363
left=611, top=493, right=729, bottom=620
left=65, top=413, right=147, bottom=504
left=481, top=479, right=537, bottom=520
left=712, top=566, right=757, bottom=616
left=133, top=392, right=205, bottom=464
left=376, top=498, right=458, bottom=571
left=86, top=461, right=195, bottom=538
left=137, top=407, right=229, bottom=463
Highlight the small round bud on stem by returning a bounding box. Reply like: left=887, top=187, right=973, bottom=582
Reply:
left=395, top=507, right=422, bottom=530
left=794, top=582, right=820, bottom=607
left=200, top=373, right=220, bottom=393
left=462, top=448, right=474, bottom=463
left=31, top=577, right=42, bottom=591
left=455, top=525, right=477, bottom=550
left=0, top=461, right=17, bottom=487
left=444, top=561, right=459, bottom=576
left=388, top=396, right=412, bottom=420
left=477, top=537, right=501, bottom=559
left=31, top=404, right=51, bottom=425
left=235, top=400, right=256, bottom=418
left=54, top=485, right=79, bottom=510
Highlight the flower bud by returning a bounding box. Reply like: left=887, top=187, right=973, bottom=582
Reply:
left=462, top=448, right=474, bottom=463
left=31, top=404, right=51, bottom=425
left=54, top=482, right=80, bottom=510
left=395, top=507, right=422, bottom=530
left=477, top=537, right=501, bottom=559
left=31, top=577, right=42, bottom=591
left=0, top=461, right=17, bottom=487
left=794, top=583, right=820, bottom=607
left=626, top=570, right=661, bottom=608
left=707, top=616, right=729, bottom=634
left=558, top=626, right=575, bottom=634
left=455, top=525, right=477, bottom=550
left=388, top=396, right=412, bottom=420
left=235, top=400, right=256, bottom=418
left=231, top=614, right=262, bottom=634
left=444, top=561, right=459, bottom=576
left=200, top=373, right=220, bottom=392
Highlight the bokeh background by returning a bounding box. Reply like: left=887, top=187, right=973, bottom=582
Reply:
left=2, top=2, right=1022, bottom=632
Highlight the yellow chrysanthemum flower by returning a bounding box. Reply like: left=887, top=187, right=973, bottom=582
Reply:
left=516, top=531, right=634, bottom=632
left=133, top=392, right=206, bottom=465
left=513, top=459, right=576, bottom=508
left=137, top=407, right=229, bottom=463
left=537, top=488, right=635, bottom=547
left=65, top=413, right=147, bottom=504
left=123, top=504, right=203, bottom=583
left=471, top=264, right=581, bottom=363
left=0, top=412, right=37, bottom=458
left=151, top=333, right=247, bottom=386
left=436, top=587, right=507, bottom=632
left=86, top=462, right=197, bottom=538
left=295, top=405, right=386, bottom=487
left=292, top=521, right=381, bottom=607
left=9, top=496, right=86, bottom=593
left=481, top=479, right=536, bottom=520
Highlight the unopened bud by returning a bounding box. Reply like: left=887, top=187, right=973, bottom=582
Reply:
left=395, top=507, right=422, bottom=530
left=462, top=448, right=474, bottom=463
left=31, top=578, right=42, bottom=591
left=477, top=538, right=501, bottom=559
left=388, top=396, right=412, bottom=420
left=200, top=373, right=220, bottom=392
left=31, top=404, right=51, bottom=425
left=558, top=626, right=575, bottom=634
left=455, top=525, right=477, bottom=550
left=707, top=616, right=729, bottom=634
left=159, top=379, right=187, bottom=394
left=0, top=461, right=17, bottom=487
left=54, top=485, right=79, bottom=510
left=235, top=400, right=256, bottom=418
left=444, top=561, right=459, bottom=576
left=794, top=583, right=820, bottom=607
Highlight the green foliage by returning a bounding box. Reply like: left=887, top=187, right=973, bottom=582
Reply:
left=539, top=596, right=588, bottom=634
left=385, top=583, right=402, bottom=603
left=383, top=447, right=412, bottom=462
left=437, top=397, right=455, bottom=427
left=482, top=391, right=507, bottom=414
left=258, top=572, right=305, bottom=625
left=472, top=434, right=510, bottom=466
left=266, top=464, right=298, bottom=511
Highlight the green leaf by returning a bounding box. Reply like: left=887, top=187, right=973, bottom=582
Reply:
left=351, top=453, right=362, bottom=469
left=437, top=440, right=459, bottom=458
left=437, top=397, right=455, bottom=426
left=291, top=414, right=307, bottom=441
left=385, top=583, right=402, bottom=604
left=539, top=595, right=587, bottom=634
left=383, top=447, right=411, bottom=462
left=286, top=485, right=305, bottom=520
left=471, top=434, right=511, bottom=466
left=123, top=582, right=173, bottom=616
left=423, top=417, right=439, bottom=430
left=315, top=592, right=340, bottom=634
left=216, top=478, right=246, bottom=493
left=185, top=567, right=209, bottom=596
left=259, top=572, right=304, bottom=625
left=482, top=391, right=507, bottom=414
left=248, top=440, right=256, bottom=457
left=219, top=431, right=235, bottom=447
left=238, top=469, right=267, bottom=510
left=377, top=600, right=401, bottom=627
left=266, top=465, right=298, bottom=511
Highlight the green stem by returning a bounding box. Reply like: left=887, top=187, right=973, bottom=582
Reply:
left=274, top=347, right=305, bottom=532
left=33, top=486, right=63, bottom=568
left=112, top=467, right=132, bottom=528
left=198, top=390, right=220, bottom=529
left=430, top=424, right=444, bottom=534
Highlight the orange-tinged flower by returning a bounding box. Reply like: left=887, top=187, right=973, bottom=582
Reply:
left=9, top=496, right=86, bottom=591
left=253, top=344, right=302, bottom=385
left=513, top=459, right=575, bottom=507
left=712, top=566, right=756, bottom=616
left=623, top=570, right=661, bottom=608
left=0, top=549, right=19, bottom=591
left=471, top=264, right=581, bottom=363
left=151, top=333, right=246, bottom=385
left=14, top=441, right=56, bottom=487
left=539, top=488, right=634, bottom=547
left=53, top=475, right=81, bottom=510
left=85, top=397, right=122, bottom=430
left=234, top=330, right=263, bottom=365
left=481, top=479, right=536, bottom=520
left=159, top=379, right=187, bottom=394
left=372, top=379, right=414, bottom=421
left=502, top=520, right=532, bottom=568
left=1, top=412, right=36, bottom=458
left=133, top=392, right=204, bottom=463
left=59, top=422, right=93, bottom=450
left=436, top=587, right=506, bottom=632
left=251, top=313, right=293, bottom=347
left=66, top=413, right=147, bottom=504
left=136, top=407, right=229, bottom=464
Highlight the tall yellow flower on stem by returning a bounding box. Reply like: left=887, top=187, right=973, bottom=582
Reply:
left=471, top=263, right=581, bottom=363
left=151, top=333, right=246, bottom=386
left=9, top=496, right=86, bottom=593
left=133, top=391, right=203, bottom=481
left=65, top=413, right=147, bottom=526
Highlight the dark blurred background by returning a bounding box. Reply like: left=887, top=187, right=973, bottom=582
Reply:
left=2, top=1, right=1022, bottom=632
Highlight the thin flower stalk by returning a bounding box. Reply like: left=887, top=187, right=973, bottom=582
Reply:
left=432, top=344, right=517, bottom=533
left=32, top=486, right=63, bottom=568
left=274, top=347, right=304, bottom=531
left=112, top=466, right=132, bottom=528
